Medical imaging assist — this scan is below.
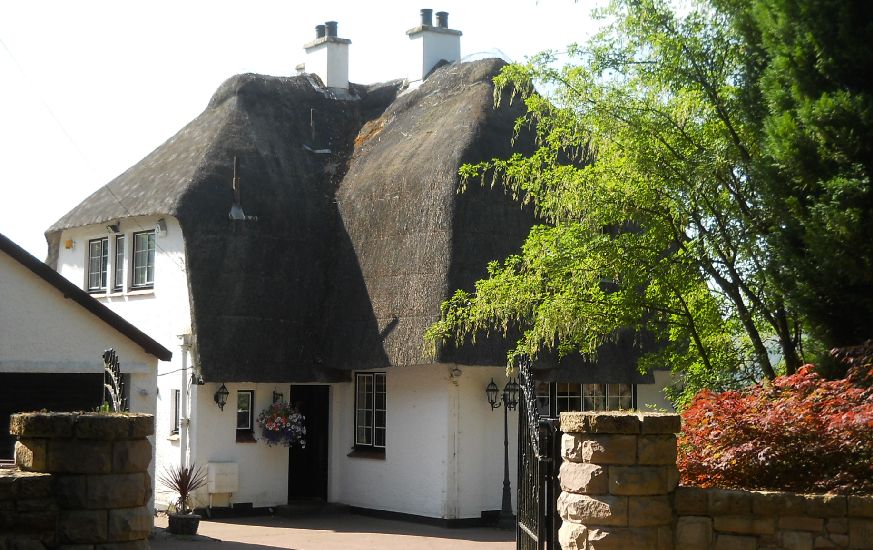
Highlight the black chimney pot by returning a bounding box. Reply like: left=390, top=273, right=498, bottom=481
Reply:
left=435, top=11, right=448, bottom=28
left=420, top=8, right=433, bottom=26
left=325, top=21, right=338, bottom=38
left=315, top=24, right=326, bottom=39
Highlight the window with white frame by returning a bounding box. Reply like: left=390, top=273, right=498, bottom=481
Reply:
left=537, top=382, right=635, bottom=415
left=113, top=234, right=125, bottom=291
left=354, top=372, right=386, bottom=450
left=172, top=389, right=181, bottom=435
left=236, top=390, right=255, bottom=442
left=131, top=230, right=155, bottom=288
left=87, top=237, right=109, bottom=292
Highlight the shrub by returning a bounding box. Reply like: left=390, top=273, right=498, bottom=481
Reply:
left=678, top=359, right=873, bottom=495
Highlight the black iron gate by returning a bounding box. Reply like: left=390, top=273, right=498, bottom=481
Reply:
left=516, top=361, right=560, bottom=550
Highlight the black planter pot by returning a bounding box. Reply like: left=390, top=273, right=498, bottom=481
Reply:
left=167, top=512, right=201, bottom=535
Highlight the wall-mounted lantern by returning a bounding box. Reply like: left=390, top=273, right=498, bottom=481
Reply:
left=214, top=383, right=229, bottom=411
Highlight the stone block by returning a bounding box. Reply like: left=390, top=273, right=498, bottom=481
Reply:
left=0, top=474, right=16, bottom=500
left=675, top=486, right=710, bottom=515
left=779, top=516, right=824, bottom=532
left=87, top=474, right=149, bottom=509
left=74, top=415, right=129, bottom=441
left=782, top=530, right=813, bottom=550
left=826, top=518, right=848, bottom=534
left=96, top=542, right=149, bottom=550
left=558, top=522, right=588, bottom=550
left=638, top=435, right=677, bottom=465
left=753, top=491, right=806, bottom=516
left=576, top=435, right=637, bottom=465
left=586, top=526, right=671, bottom=550
left=588, top=413, right=641, bottom=434
left=640, top=413, right=682, bottom=435
left=15, top=441, right=47, bottom=472
left=709, top=489, right=752, bottom=515
left=848, top=496, right=873, bottom=519
left=9, top=413, right=75, bottom=438
left=813, top=534, right=840, bottom=548
left=561, top=462, right=608, bottom=495
left=58, top=546, right=97, bottom=550
left=714, top=515, right=776, bottom=535
left=107, top=507, right=151, bottom=542
left=849, top=519, right=873, bottom=549
left=55, top=476, right=87, bottom=509
left=561, top=413, right=590, bottom=434
left=676, top=516, right=713, bottom=549
left=47, top=441, right=112, bottom=474
left=4, top=538, right=48, bottom=550
left=609, top=466, right=668, bottom=496
left=126, top=415, right=154, bottom=439
left=805, top=495, right=847, bottom=517
left=558, top=492, right=628, bottom=527
left=713, top=534, right=757, bottom=550
left=111, top=440, right=151, bottom=474
left=628, top=496, right=672, bottom=527
left=58, top=510, right=108, bottom=544
left=15, top=499, right=56, bottom=513
left=12, top=511, right=58, bottom=531
left=15, top=474, right=52, bottom=499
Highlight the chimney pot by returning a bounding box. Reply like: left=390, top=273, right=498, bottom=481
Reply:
left=435, top=11, right=448, bottom=28
left=315, top=24, right=326, bottom=39
left=420, top=8, right=433, bottom=26
left=325, top=21, right=338, bottom=38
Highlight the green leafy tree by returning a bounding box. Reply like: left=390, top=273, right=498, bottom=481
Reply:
left=426, top=0, right=807, bottom=407
left=749, top=0, right=873, bottom=349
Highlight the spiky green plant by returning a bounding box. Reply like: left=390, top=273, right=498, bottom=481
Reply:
left=158, top=463, right=208, bottom=514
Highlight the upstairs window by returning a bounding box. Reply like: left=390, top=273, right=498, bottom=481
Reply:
left=354, top=372, right=386, bottom=451
left=87, top=237, right=109, bottom=292
left=113, top=234, right=125, bottom=291
left=132, top=230, right=155, bottom=288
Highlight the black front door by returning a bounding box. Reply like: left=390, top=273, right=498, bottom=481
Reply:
left=288, top=384, right=329, bottom=501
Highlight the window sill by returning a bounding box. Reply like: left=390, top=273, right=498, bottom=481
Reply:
left=347, top=448, right=385, bottom=460
left=168, top=433, right=180, bottom=441
left=236, top=430, right=256, bottom=443
left=127, top=287, right=155, bottom=296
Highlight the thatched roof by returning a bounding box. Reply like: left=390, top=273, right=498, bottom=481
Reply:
left=46, top=59, right=648, bottom=384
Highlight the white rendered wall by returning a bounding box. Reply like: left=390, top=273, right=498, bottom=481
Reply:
left=0, top=244, right=159, bottom=503
left=407, top=32, right=461, bottom=82
left=305, top=42, right=349, bottom=89
left=188, top=382, right=290, bottom=508
left=328, top=364, right=517, bottom=520
left=637, top=369, right=675, bottom=412
left=56, top=216, right=190, bottom=507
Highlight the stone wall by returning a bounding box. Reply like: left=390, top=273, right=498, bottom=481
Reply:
left=1, top=412, right=154, bottom=550
left=675, top=486, right=873, bottom=550
left=557, top=412, right=873, bottom=550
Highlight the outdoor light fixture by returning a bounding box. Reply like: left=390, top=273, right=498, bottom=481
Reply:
left=155, top=218, right=168, bottom=237
left=214, top=383, right=229, bottom=411
left=190, top=373, right=205, bottom=386
left=485, top=377, right=520, bottom=530
left=106, top=223, right=120, bottom=234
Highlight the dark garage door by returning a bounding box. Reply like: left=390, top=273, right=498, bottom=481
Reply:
left=0, top=373, right=105, bottom=460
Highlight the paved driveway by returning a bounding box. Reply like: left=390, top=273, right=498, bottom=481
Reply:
left=152, top=513, right=515, bottom=550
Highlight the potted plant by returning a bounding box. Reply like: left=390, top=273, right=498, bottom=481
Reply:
left=159, top=462, right=208, bottom=535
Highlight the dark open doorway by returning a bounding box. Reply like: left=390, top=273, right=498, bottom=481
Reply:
left=288, top=384, right=329, bottom=502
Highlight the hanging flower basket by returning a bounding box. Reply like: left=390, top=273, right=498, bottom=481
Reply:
left=256, top=402, right=306, bottom=448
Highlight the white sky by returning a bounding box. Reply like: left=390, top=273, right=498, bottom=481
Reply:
left=0, top=1, right=602, bottom=259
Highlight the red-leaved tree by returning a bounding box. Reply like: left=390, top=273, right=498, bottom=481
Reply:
left=678, top=354, right=873, bottom=495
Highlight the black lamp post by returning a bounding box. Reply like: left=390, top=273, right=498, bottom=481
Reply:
left=486, top=377, right=519, bottom=530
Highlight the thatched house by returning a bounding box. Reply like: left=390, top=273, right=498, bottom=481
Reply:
left=45, top=13, right=670, bottom=522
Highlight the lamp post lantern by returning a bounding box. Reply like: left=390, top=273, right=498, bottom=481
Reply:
left=486, top=377, right=519, bottom=530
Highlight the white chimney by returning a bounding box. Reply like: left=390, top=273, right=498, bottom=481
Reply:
left=303, top=21, right=351, bottom=90
left=406, top=9, right=462, bottom=83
